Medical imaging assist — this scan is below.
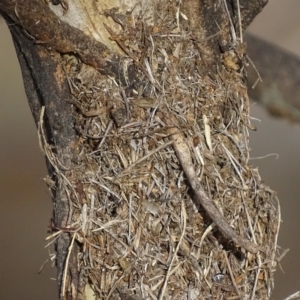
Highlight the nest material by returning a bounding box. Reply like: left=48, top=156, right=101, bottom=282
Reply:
left=41, top=2, right=280, bottom=299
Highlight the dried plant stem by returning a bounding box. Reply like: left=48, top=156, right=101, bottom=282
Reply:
left=168, top=126, right=261, bottom=254
left=66, top=99, right=107, bottom=117
left=236, top=0, right=243, bottom=43
left=61, top=232, right=77, bottom=299
left=159, top=200, right=187, bottom=300
left=224, top=250, right=241, bottom=297
left=117, top=140, right=174, bottom=177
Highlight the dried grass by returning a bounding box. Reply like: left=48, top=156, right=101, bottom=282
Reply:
left=40, top=1, right=280, bottom=299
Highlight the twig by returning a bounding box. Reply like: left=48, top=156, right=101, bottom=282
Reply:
left=283, top=291, right=300, bottom=300
left=168, top=125, right=262, bottom=254
left=272, top=195, right=281, bottom=265
left=246, top=54, right=262, bottom=89
left=223, top=0, right=236, bottom=44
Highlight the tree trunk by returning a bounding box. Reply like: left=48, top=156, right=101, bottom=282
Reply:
left=0, top=0, right=280, bottom=299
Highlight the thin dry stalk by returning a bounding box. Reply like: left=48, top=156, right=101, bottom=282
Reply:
left=159, top=200, right=187, bottom=300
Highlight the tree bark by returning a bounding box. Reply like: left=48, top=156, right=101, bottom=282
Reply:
left=0, top=0, right=279, bottom=299
left=246, top=33, right=300, bottom=122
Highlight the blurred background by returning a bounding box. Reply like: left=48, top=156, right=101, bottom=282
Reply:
left=0, top=1, right=300, bottom=299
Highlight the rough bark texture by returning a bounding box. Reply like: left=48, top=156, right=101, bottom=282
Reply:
left=2, top=11, right=79, bottom=295
left=0, top=0, right=280, bottom=299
